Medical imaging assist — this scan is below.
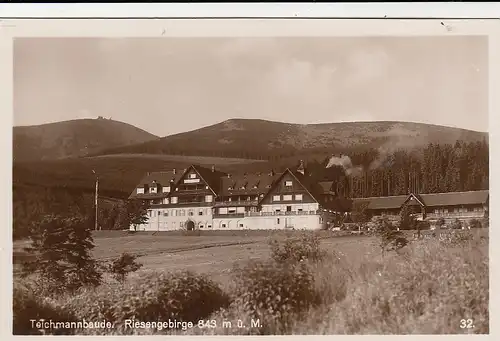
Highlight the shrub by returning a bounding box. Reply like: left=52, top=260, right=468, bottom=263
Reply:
left=107, top=253, right=143, bottom=282
left=436, top=217, right=446, bottom=228
left=60, top=270, right=230, bottom=334
left=398, top=204, right=417, bottom=230
left=450, top=218, right=463, bottom=230
left=469, top=219, right=482, bottom=229
left=269, top=232, right=325, bottom=265
left=21, top=214, right=102, bottom=294
left=231, top=260, right=321, bottom=334
left=13, top=284, right=77, bottom=335
left=372, top=216, right=409, bottom=255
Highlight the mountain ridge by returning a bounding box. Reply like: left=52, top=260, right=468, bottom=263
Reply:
left=13, top=118, right=159, bottom=162
left=92, top=119, right=488, bottom=160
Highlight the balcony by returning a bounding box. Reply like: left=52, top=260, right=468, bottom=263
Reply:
left=245, top=210, right=319, bottom=217
left=213, top=200, right=259, bottom=207
left=213, top=213, right=245, bottom=219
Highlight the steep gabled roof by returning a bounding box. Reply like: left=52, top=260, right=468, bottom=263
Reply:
left=352, top=195, right=408, bottom=210
left=128, top=170, right=181, bottom=199
left=167, top=165, right=227, bottom=197
left=257, top=168, right=322, bottom=205
left=192, top=165, right=228, bottom=195
left=419, top=190, right=489, bottom=207
left=219, top=172, right=282, bottom=197
left=351, top=190, right=489, bottom=211
left=317, top=181, right=334, bottom=194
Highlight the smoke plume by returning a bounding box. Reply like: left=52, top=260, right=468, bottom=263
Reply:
left=326, top=154, right=363, bottom=176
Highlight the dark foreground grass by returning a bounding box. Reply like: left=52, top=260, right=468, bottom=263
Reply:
left=13, top=230, right=488, bottom=335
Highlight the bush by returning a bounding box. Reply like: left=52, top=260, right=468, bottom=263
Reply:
left=13, top=284, right=77, bottom=335
left=469, top=219, right=482, bottom=229
left=21, top=214, right=102, bottom=294
left=107, top=253, right=143, bottom=282
left=436, top=217, right=446, bottom=228
left=60, top=271, right=230, bottom=334
left=372, top=216, right=409, bottom=255
left=450, top=218, right=463, bottom=230
left=398, top=204, right=417, bottom=230
left=269, top=233, right=325, bottom=265
left=231, top=260, right=321, bottom=333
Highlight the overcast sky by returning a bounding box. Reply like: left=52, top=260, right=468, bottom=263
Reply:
left=14, top=36, right=488, bottom=136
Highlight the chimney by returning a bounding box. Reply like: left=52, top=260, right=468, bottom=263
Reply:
left=211, top=165, right=215, bottom=172
left=297, top=160, right=305, bottom=175
left=269, top=169, right=275, bottom=176
left=172, top=168, right=176, bottom=175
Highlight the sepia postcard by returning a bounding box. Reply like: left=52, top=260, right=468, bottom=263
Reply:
left=1, top=4, right=499, bottom=339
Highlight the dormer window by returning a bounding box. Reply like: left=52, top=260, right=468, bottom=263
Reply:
left=285, top=181, right=293, bottom=187
left=228, top=186, right=233, bottom=190
left=253, top=181, right=260, bottom=189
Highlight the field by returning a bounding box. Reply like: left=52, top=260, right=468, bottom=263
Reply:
left=88, top=154, right=267, bottom=165
left=13, top=229, right=489, bottom=335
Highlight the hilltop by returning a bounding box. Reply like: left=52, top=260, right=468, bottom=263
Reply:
left=93, top=119, right=488, bottom=160
left=13, top=118, right=159, bottom=162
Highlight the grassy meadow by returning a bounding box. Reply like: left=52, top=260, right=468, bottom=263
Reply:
left=13, top=229, right=488, bottom=335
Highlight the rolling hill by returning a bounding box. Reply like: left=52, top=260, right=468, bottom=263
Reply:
left=13, top=118, right=159, bottom=162
left=93, top=119, right=488, bottom=160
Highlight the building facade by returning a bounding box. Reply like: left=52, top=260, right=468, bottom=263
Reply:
left=128, top=163, right=345, bottom=231
left=351, top=190, right=489, bottom=226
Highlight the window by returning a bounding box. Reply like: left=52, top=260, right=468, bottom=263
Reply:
left=286, top=206, right=292, bottom=212
left=228, top=208, right=236, bottom=214
left=158, top=210, right=163, bottom=216
left=273, top=195, right=280, bottom=202
left=171, top=197, right=178, bottom=204
left=298, top=208, right=303, bottom=212
left=275, top=209, right=281, bottom=213
left=188, top=211, right=194, bottom=216
left=162, top=198, right=169, bottom=204
left=180, top=222, right=184, bottom=228
left=189, top=173, right=196, bottom=179
left=150, top=187, right=157, bottom=193
left=283, top=195, right=292, bottom=201
left=228, top=197, right=232, bottom=202
left=207, top=225, right=212, bottom=228
left=239, top=223, right=244, bottom=228
left=163, top=211, right=168, bottom=217
left=198, top=210, right=203, bottom=216
left=222, top=223, right=227, bottom=228
left=163, top=186, right=170, bottom=193
left=137, top=187, right=145, bottom=194
left=285, top=181, right=293, bottom=187
left=277, top=218, right=280, bottom=224
left=295, top=194, right=303, bottom=201
left=205, top=195, right=213, bottom=203
left=199, top=225, right=204, bottom=229
left=148, top=210, right=152, bottom=217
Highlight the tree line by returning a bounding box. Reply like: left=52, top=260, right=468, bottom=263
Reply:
left=306, top=139, right=489, bottom=198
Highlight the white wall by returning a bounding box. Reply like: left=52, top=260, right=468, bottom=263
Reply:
left=213, top=214, right=321, bottom=230
left=131, top=206, right=322, bottom=231
left=132, top=206, right=214, bottom=231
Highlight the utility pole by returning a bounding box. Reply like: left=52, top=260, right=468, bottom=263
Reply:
left=92, top=170, right=99, bottom=231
